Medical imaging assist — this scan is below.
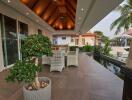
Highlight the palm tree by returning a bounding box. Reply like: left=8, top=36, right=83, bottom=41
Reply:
left=110, top=0, right=132, bottom=34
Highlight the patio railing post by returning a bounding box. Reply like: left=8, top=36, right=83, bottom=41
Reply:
left=122, top=68, right=132, bottom=100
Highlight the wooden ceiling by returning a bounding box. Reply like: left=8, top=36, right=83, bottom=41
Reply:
left=20, top=0, right=77, bottom=30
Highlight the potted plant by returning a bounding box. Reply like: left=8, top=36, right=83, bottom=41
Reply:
left=6, top=34, right=53, bottom=100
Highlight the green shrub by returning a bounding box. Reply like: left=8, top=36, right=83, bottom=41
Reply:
left=83, top=45, right=94, bottom=52
left=6, top=60, right=41, bottom=83
left=69, top=46, right=78, bottom=51
left=102, top=41, right=112, bottom=56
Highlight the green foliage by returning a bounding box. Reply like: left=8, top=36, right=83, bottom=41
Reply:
left=6, top=60, right=41, bottom=83
left=93, top=46, right=101, bottom=62
left=21, top=34, right=53, bottom=59
left=94, top=30, right=109, bottom=43
left=101, top=41, right=112, bottom=56
left=69, top=46, right=78, bottom=51
left=94, top=31, right=103, bottom=36
left=101, top=35, right=109, bottom=43
left=79, top=47, right=83, bottom=52
left=83, top=45, right=94, bottom=52
left=111, top=0, right=132, bottom=34
left=6, top=34, right=52, bottom=84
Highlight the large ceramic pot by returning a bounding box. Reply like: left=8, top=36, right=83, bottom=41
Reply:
left=23, top=77, right=51, bottom=100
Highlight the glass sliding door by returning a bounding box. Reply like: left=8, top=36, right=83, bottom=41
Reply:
left=18, top=21, right=28, bottom=59
left=1, top=15, right=18, bottom=66
left=0, top=14, right=29, bottom=67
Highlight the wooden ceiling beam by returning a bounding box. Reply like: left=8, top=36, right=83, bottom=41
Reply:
left=46, top=7, right=58, bottom=22
left=66, top=6, right=75, bottom=21
left=70, top=0, right=77, bottom=10
left=51, top=16, right=58, bottom=26
left=66, top=0, right=76, bottom=13
left=40, top=0, right=53, bottom=17
left=67, top=12, right=75, bottom=23
left=66, top=3, right=75, bottom=17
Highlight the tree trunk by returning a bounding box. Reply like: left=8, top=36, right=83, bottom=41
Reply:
left=32, top=57, right=40, bottom=89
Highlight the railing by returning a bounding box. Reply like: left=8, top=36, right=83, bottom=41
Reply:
left=94, top=53, right=132, bottom=100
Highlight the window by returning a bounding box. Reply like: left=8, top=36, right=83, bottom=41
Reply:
left=1, top=15, right=18, bottom=66
left=62, top=36, right=66, bottom=40
left=38, top=29, right=42, bottom=35
left=71, top=38, right=74, bottom=42
left=18, top=21, right=28, bottom=59
left=75, top=39, right=79, bottom=45
left=19, top=21, right=28, bottom=36
left=53, top=38, right=57, bottom=45
left=0, top=14, right=29, bottom=66
left=82, top=38, right=85, bottom=45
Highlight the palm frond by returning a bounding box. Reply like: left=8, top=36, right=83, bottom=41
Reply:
left=127, top=0, right=132, bottom=6
left=110, top=16, right=124, bottom=30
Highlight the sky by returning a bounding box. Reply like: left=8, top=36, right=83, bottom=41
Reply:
left=90, top=11, right=121, bottom=37
left=90, top=0, right=126, bottom=37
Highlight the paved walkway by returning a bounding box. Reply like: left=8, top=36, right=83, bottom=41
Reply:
left=0, top=53, right=123, bottom=100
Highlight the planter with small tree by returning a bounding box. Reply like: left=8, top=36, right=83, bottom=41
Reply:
left=6, top=34, right=53, bottom=100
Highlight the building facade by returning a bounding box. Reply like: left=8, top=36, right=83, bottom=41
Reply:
left=53, top=33, right=100, bottom=47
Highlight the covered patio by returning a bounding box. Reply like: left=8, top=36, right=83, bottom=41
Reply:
left=0, top=53, right=123, bottom=100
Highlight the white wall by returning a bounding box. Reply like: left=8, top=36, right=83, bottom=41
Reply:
left=56, top=36, right=72, bottom=45
left=83, top=37, right=95, bottom=46
left=53, top=35, right=97, bottom=47
left=0, top=1, right=52, bottom=71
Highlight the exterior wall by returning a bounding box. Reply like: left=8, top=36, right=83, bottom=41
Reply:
left=81, top=36, right=95, bottom=46
left=54, top=36, right=72, bottom=45
left=53, top=34, right=98, bottom=47
left=0, top=2, right=52, bottom=71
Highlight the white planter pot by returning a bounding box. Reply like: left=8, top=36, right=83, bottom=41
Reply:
left=23, top=77, right=51, bottom=100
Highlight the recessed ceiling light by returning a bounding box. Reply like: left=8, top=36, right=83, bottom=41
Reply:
left=7, top=0, right=11, bottom=3
left=26, top=12, right=29, bottom=15
left=36, top=20, right=39, bottom=22
left=81, top=8, right=84, bottom=11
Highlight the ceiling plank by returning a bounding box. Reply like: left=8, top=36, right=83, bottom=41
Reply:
left=66, top=6, right=75, bottom=21
left=46, top=7, right=58, bottom=22
left=51, top=16, right=58, bottom=26
left=69, top=0, right=77, bottom=10
left=40, top=0, right=53, bottom=17
left=67, top=12, right=75, bottom=23
left=66, top=0, right=76, bottom=13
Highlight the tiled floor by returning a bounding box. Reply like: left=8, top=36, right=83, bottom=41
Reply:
left=0, top=53, right=123, bottom=100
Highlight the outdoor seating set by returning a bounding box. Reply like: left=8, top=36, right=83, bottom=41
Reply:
left=42, top=48, right=79, bottom=72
